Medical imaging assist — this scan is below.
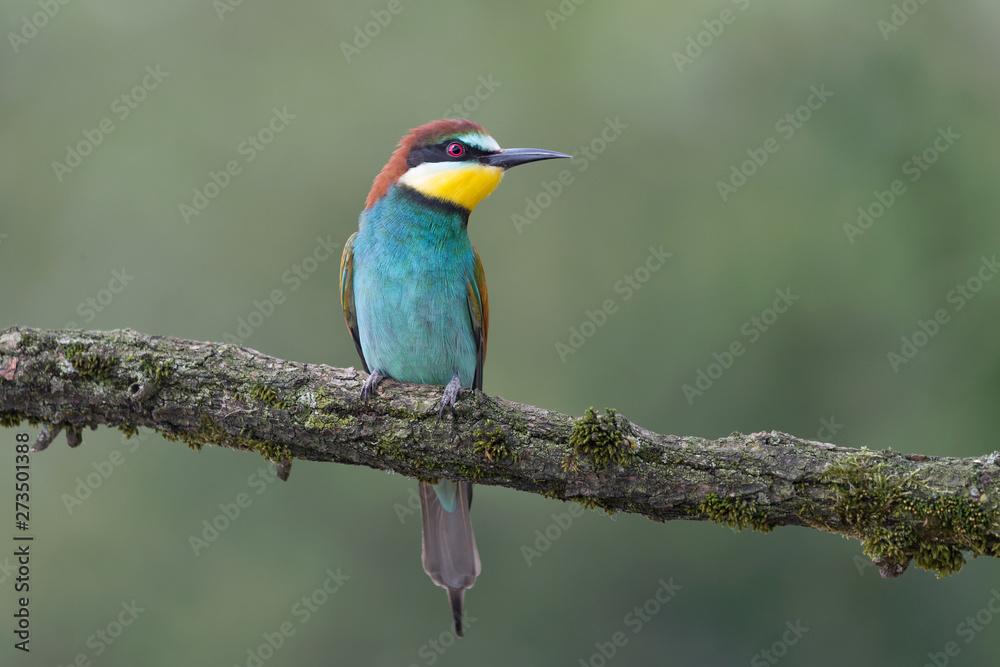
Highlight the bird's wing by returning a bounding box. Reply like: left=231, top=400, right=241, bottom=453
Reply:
left=467, top=247, right=489, bottom=391
left=340, top=232, right=369, bottom=372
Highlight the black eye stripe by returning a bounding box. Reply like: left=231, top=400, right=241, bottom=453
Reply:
left=406, top=140, right=491, bottom=168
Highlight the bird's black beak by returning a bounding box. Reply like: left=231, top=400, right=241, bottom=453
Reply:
left=479, top=148, right=572, bottom=169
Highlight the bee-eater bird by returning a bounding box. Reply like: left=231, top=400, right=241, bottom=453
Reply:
left=339, top=119, right=569, bottom=635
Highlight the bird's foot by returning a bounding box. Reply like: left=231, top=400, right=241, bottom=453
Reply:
left=439, top=374, right=462, bottom=418
left=360, top=369, right=385, bottom=403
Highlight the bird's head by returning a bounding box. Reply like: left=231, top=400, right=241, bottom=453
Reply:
left=365, top=119, right=570, bottom=211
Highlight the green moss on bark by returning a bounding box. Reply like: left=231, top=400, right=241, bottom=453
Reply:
left=825, top=456, right=1000, bottom=577
left=248, top=383, right=289, bottom=411
left=567, top=407, right=637, bottom=468
left=63, top=343, right=116, bottom=381
left=473, top=422, right=520, bottom=463
left=1, top=411, right=24, bottom=428
left=697, top=493, right=774, bottom=533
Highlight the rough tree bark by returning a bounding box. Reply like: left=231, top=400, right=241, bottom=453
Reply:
left=2, top=326, right=999, bottom=578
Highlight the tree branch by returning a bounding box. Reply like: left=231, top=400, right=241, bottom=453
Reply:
left=3, top=326, right=999, bottom=578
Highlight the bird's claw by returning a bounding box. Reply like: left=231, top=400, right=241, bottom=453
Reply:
left=439, top=374, right=462, bottom=418
left=361, top=369, right=385, bottom=403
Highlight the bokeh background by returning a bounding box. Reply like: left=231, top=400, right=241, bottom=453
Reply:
left=3, top=1, right=1000, bottom=665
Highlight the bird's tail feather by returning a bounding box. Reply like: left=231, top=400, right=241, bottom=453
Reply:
left=419, top=480, right=480, bottom=637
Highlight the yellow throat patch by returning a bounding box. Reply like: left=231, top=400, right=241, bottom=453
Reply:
left=398, top=161, right=504, bottom=211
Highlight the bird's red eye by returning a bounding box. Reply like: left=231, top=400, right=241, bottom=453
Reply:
left=447, top=142, right=465, bottom=157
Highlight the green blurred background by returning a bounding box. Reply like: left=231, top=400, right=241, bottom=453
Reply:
left=3, top=0, right=1000, bottom=665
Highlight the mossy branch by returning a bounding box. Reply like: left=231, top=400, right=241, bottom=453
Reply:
left=3, top=326, right=1000, bottom=578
